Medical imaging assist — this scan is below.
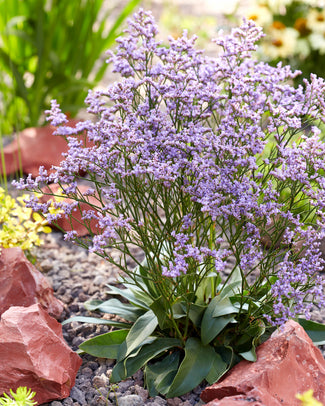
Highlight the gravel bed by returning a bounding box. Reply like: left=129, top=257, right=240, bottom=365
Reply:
left=35, top=231, right=206, bottom=406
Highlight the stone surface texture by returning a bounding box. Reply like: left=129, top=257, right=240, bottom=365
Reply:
left=0, top=247, right=63, bottom=318
left=40, top=184, right=100, bottom=237
left=0, top=304, right=82, bottom=405
left=0, top=122, right=79, bottom=177
left=201, top=320, right=325, bottom=406
left=204, top=396, right=264, bottom=405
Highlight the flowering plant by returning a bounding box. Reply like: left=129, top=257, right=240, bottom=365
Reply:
left=239, top=0, right=325, bottom=83
left=15, top=10, right=325, bottom=396
left=0, top=187, right=51, bottom=253
left=0, top=387, right=37, bottom=406
left=296, top=389, right=323, bottom=406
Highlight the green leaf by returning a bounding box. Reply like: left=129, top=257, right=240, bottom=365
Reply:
left=212, top=296, right=240, bottom=318
left=196, top=274, right=222, bottom=304
left=130, top=285, right=155, bottom=307
left=181, top=302, right=206, bottom=327
left=111, top=338, right=181, bottom=382
left=61, top=316, right=131, bottom=329
left=166, top=338, right=220, bottom=398
left=239, top=348, right=256, bottom=362
left=107, top=285, right=151, bottom=309
left=171, top=301, right=187, bottom=319
left=201, top=296, right=237, bottom=345
left=79, top=329, right=129, bottom=358
left=205, top=350, right=229, bottom=384
left=117, top=310, right=158, bottom=361
left=145, top=351, right=181, bottom=397
left=298, top=318, right=325, bottom=345
left=218, top=267, right=243, bottom=299
left=84, top=298, right=145, bottom=322
left=111, top=337, right=157, bottom=382
left=150, top=296, right=168, bottom=329
left=237, top=320, right=265, bottom=361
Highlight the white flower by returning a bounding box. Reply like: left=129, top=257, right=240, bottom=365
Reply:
left=302, top=0, right=325, bottom=6
left=309, top=32, right=325, bottom=54
left=263, top=0, right=293, bottom=14
left=306, top=9, right=325, bottom=34
left=263, top=23, right=298, bottom=58
left=295, top=38, right=311, bottom=58
left=245, top=5, right=273, bottom=27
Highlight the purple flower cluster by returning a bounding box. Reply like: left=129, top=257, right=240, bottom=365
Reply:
left=15, top=10, right=325, bottom=325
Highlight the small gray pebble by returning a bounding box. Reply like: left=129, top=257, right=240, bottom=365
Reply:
left=69, top=303, right=79, bottom=312
left=134, top=385, right=148, bottom=401
left=40, top=258, right=53, bottom=271
left=50, top=402, right=63, bottom=406
left=109, top=392, right=121, bottom=401
left=80, top=366, right=93, bottom=377
left=96, top=364, right=109, bottom=375
left=78, top=292, right=88, bottom=301
left=96, top=387, right=109, bottom=398
left=152, top=396, right=167, bottom=406
left=117, top=394, right=144, bottom=406
left=72, top=336, right=84, bottom=347
left=70, top=387, right=86, bottom=405
left=62, top=398, right=74, bottom=406
left=93, top=275, right=106, bottom=285
left=85, top=389, right=99, bottom=403
left=194, top=401, right=206, bottom=406
left=92, top=374, right=109, bottom=388
left=92, top=394, right=112, bottom=405
left=118, top=379, right=135, bottom=391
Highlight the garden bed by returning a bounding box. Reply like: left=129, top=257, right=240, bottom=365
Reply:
left=35, top=231, right=206, bottom=406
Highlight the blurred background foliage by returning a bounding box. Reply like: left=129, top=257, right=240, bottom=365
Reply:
left=232, top=0, right=325, bottom=85
left=1, top=0, right=325, bottom=137
left=0, top=0, right=141, bottom=135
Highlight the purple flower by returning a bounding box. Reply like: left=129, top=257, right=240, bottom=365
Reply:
left=15, top=9, right=325, bottom=325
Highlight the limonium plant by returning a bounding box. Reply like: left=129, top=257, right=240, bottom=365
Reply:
left=15, top=10, right=325, bottom=397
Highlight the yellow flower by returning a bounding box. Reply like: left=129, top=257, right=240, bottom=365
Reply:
left=0, top=187, right=51, bottom=251
left=296, top=389, right=323, bottom=406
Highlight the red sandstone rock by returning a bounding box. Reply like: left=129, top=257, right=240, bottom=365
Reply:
left=205, top=395, right=264, bottom=405
left=0, top=120, right=81, bottom=177
left=40, top=183, right=100, bottom=237
left=0, top=304, right=82, bottom=404
left=201, top=320, right=325, bottom=406
left=0, top=247, right=63, bottom=318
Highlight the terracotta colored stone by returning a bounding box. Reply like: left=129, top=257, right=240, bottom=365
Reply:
left=201, top=320, right=325, bottom=406
left=0, top=304, right=82, bottom=404
left=205, top=395, right=264, bottom=406
left=0, top=120, right=79, bottom=177
left=40, top=183, right=100, bottom=237
left=0, top=247, right=63, bottom=318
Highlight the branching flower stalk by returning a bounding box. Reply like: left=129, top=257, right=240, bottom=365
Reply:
left=13, top=10, right=325, bottom=395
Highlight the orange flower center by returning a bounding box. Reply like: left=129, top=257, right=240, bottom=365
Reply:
left=272, top=21, right=286, bottom=30
left=272, top=39, right=283, bottom=47
left=294, top=18, right=311, bottom=36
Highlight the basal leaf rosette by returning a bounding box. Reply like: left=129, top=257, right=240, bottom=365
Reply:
left=15, top=10, right=325, bottom=396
